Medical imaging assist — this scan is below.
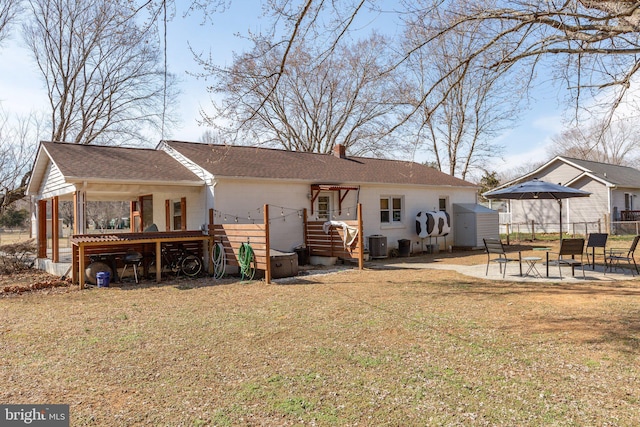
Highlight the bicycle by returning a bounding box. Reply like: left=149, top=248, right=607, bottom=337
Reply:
left=155, top=245, right=203, bottom=278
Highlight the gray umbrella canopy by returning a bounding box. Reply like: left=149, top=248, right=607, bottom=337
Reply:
left=483, top=178, right=591, bottom=238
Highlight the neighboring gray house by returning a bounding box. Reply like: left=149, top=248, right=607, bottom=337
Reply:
left=498, top=156, right=640, bottom=234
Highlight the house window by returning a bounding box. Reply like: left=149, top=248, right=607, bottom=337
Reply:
left=166, top=197, right=186, bottom=230
left=173, top=201, right=182, bottom=230
left=439, top=197, right=448, bottom=212
left=625, top=193, right=633, bottom=211
left=317, top=194, right=331, bottom=220
left=141, top=195, right=153, bottom=231
left=380, top=196, right=403, bottom=224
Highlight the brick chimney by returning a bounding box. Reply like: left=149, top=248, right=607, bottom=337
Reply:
left=333, top=144, right=346, bottom=159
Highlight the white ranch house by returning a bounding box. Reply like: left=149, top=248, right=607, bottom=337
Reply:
left=27, top=140, right=481, bottom=276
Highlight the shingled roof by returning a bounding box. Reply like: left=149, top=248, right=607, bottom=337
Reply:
left=163, top=140, right=476, bottom=187
left=37, top=141, right=203, bottom=183
left=561, top=157, right=640, bottom=188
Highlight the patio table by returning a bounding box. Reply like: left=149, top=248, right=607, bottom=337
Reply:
left=522, top=256, right=543, bottom=278
left=533, top=247, right=552, bottom=277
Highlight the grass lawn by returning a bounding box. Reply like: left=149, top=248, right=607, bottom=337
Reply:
left=1, top=248, right=640, bottom=426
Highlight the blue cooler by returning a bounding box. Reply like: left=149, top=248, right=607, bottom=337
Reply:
left=96, top=271, right=111, bottom=288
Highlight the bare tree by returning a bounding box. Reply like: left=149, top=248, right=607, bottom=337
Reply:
left=22, top=0, right=178, bottom=146
left=548, top=118, right=640, bottom=167
left=406, top=1, right=640, bottom=122
left=198, top=129, right=225, bottom=144
left=0, top=109, right=46, bottom=215
left=401, top=5, right=525, bottom=180
left=201, top=32, right=402, bottom=156
left=0, top=0, right=20, bottom=45
left=202, top=0, right=640, bottom=130
left=85, top=201, right=130, bottom=232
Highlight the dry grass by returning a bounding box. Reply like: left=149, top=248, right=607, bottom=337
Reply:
left=1, top=243, right=640, bottom=426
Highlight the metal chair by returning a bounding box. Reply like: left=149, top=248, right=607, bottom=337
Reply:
left=585, top=233, right=608, bottom=270
left=549, top=238, right=585, bottom=279
left=483, top=238, right=522, bottom=278
left=605, top=235, right=640, bottom=276
left=120, top=249, right=143, bottom=283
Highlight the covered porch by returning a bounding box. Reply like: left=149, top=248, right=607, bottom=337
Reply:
left=26, top=142, right=208, bottom=280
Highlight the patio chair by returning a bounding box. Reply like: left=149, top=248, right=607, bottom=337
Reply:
left=548, top=238, right=585, bottom=279
left=585, top=233, right=608, bottom=270
left=483, top=238, right=522, bottom=278
left=605, top=235, right=640, bottom=276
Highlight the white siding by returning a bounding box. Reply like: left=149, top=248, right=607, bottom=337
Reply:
left=347, top=184, right=476, bottom=253
left=532, top=162, right=582, bottom=185
left=151, top=189, right=207, bottom=231
left=511, top=163, right=609, bottom=230
left=210, top=179, right=478, bottom=253
left=611, top=187, right=640, bottom=220
left=212, top=179, right=312, bottom=251
left=39, top=162, right=75, bottom=199
left=567, top=177, right=608, bottom=224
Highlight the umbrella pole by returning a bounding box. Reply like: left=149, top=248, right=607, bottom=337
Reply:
left=558, top=199, right=563, bottom=241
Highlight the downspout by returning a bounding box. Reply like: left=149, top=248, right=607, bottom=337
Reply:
left=208, top=179, right=217, bottom=224
left=608, top=184, right=615, bottom=232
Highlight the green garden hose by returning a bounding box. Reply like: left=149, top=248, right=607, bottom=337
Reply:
left=238, top=242, right=256, bottom=280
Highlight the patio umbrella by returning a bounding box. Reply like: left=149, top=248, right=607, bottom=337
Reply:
left=483, top=178, right=591, bottom=239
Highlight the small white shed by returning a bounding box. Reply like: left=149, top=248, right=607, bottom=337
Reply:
left=452, top=203, right=499, bottom=249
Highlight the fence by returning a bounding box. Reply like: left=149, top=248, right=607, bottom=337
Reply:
left=0, top=228, right=31, bottom=245
left=500, top=219, right=640, bottom=240
left=208, top=206, right=271, bottom=283
left=610, top=221, right=640, bottom=236
left=303, top=205, right=364, bottom=269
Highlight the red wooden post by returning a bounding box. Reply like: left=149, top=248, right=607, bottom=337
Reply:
left=52, top=196, right=59, bottom=263
left=303, top=208, right=308, bottom=249
left=37, top=199, right=47, bottom=258
left=357, top=203, right=363, bottom=270
left=264, top=204, right=271, bottom=284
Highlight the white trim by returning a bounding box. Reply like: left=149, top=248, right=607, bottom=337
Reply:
left=565, top=171, right=614, bottom=187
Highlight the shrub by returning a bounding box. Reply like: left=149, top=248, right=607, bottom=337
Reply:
left=0, top=239, right=36, bottom=274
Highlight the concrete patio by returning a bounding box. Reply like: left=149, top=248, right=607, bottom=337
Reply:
left=374, top=257, right=638, bottom=283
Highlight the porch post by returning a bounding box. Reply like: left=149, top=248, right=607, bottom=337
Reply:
left=129, top=201, right=136, bottom=232
left=37, top=199, right=47, bottom=258
left=264, top=204, right=271, bottom=285
left=73, top=190, right=86, bottom=234
left=208, top=208, right=215, bottom=275
left=357, top=203, right=363, bottom=270
left=302, top=208, right=308, bottom=248
left=155, top=241, right=162, bottom=283
left=52, top=196, right=59, bottom=263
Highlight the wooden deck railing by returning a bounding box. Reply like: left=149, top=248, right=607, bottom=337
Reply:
left=621, top=210, right=640, bottom=221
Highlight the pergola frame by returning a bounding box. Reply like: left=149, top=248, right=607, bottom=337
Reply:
left=309, top=184, right=359, bottom=215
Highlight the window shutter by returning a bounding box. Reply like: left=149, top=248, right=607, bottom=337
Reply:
left=165, top=200, right=170, bottom=231
left=181, top=197, right=187, bottom=230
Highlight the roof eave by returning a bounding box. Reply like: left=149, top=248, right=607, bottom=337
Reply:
left=65, top=177, right=205, bottom=186
left=211, top=174, right=477, bottom=188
